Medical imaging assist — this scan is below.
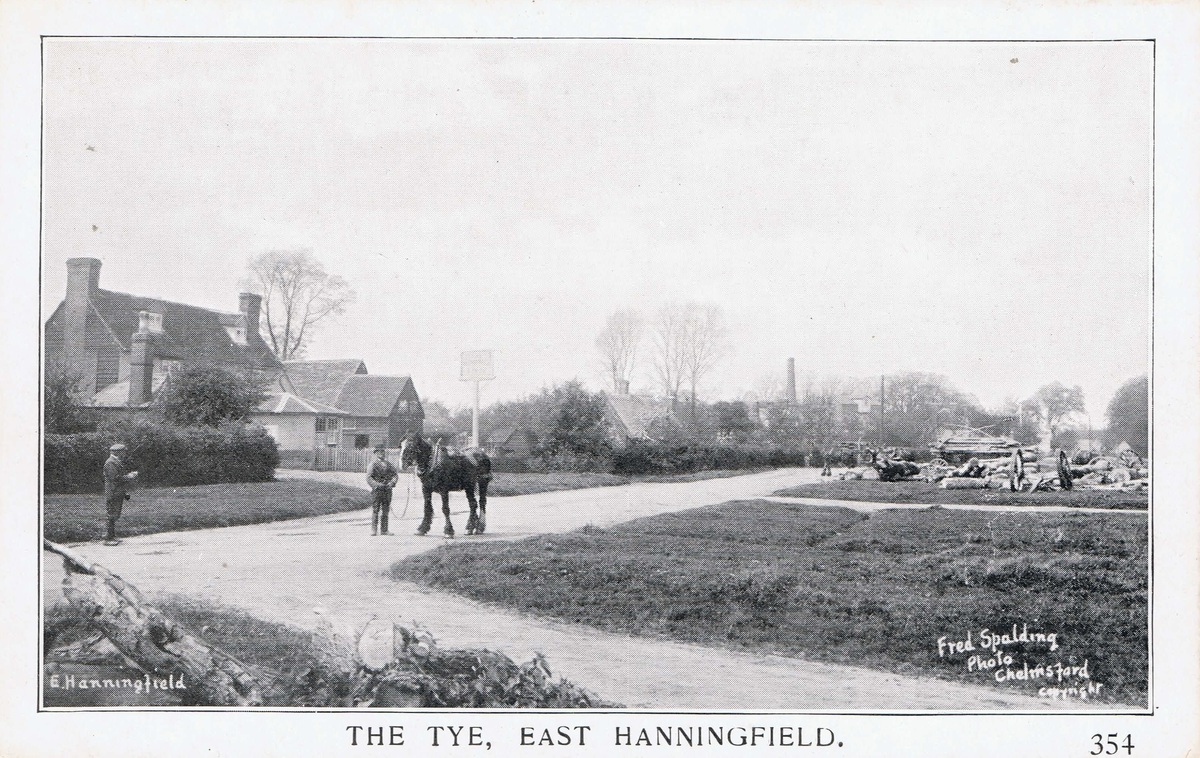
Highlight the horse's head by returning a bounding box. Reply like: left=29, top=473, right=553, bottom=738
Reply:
left=400, top=434, right=431, bottom=474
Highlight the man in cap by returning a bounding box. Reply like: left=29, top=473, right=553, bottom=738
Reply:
left=366, top=445, right=399, bottom=536
left=102, top=443, right=138, bottom=545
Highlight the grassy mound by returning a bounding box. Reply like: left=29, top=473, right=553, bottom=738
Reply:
left=391, top=500, right=1147, bottom=705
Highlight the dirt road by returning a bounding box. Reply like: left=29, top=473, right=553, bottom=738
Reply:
left=42, top=468, right=1121, bottom=710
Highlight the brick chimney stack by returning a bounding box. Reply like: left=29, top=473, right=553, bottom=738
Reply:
left=786, top=357, right=797, bottom=405
left=239, top=292, right=262, bottom=341
left=129, top=311, right=155, bottom=406
left=63, top=258, right=102, bottom=390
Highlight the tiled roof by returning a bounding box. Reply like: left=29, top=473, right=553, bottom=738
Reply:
left=83, top=288, right=280, bottom=368
left=89, top=375, right=168, bottom=408
left=255, top=392, right=348, bottom=416
left=604, top=394, right=680, bottom=440
left=282, top=359, right=368, bottom=407
left=334, top=375, right=416, bottom=417
left=486, top=426, right=518, bottom=446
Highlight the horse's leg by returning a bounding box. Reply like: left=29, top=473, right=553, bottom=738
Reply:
left=476, top=477, right=488, bottom=534
left=464, top=484, right=479, bottom=535
left=416, top=483, right=433, bottom=535
left=440, top=490, right=454, bottom=537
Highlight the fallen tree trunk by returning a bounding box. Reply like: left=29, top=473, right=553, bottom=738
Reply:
left=44, top=539, right=263, bottom=706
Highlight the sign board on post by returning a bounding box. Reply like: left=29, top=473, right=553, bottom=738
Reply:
left=460, top=350, right=496, bottom=381
left=461, top=350, right=495, bottom=448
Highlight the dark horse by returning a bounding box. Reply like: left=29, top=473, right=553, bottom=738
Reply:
left=399, top=434, right=492, bottom=537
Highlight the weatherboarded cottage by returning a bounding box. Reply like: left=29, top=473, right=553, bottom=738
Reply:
left=283, top=359, right=424, bottom=450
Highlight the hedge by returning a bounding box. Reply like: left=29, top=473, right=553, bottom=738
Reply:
left=609, top=439, right=809, bottom=476
left=44, top=419, right=279, bottom=494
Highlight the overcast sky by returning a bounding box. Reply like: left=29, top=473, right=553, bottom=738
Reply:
left=41, top=38, right=1151, bottom=419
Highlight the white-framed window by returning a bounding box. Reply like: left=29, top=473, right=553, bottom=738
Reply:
left=315, top=416, right=341, bottom=432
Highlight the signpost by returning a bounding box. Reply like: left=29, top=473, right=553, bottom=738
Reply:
left=460, top=350, right=495, bottom=448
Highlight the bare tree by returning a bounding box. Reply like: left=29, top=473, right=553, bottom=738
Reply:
left=678, top=303, right=728, bottom=419
left=246, top=249, right=355, bottom=360
left=651, top=303, right=689, bottom=402
left=595, top=309, right=643, bottom=393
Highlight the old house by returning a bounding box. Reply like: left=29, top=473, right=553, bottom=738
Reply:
left=283, top=359, right=424, bottom=449
left=44, top=258, right=430, bottom=470
left=44, top=257, right=282, bottom=409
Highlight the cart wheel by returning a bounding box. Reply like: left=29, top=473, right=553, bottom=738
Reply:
left=930, top=458, right=948, bottom=468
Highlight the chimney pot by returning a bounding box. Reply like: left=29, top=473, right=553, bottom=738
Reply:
left=239, top=292, right=262, bottom=341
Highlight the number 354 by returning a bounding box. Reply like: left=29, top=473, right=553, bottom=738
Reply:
left=1091, top=733, right=1135, bottom=755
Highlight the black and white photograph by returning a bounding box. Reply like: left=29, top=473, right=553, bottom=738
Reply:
left=2, top=2, right=1198, bottom=757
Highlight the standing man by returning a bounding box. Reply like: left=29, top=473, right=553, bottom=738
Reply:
left=102, top=443, right=138, bottom=546
left=367, top=445, right=399, bottom=536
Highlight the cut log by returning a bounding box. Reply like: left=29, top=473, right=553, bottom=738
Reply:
left=941, top=477, right=989, bottom=489
left=44, top=539, right=264, bottom=706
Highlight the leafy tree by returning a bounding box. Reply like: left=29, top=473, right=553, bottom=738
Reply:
left=1027, top=381, right=1086, bottom=448
left=246, top=248, right=355, bottom=360
left=44, top=362, right=96, bottom=433
left=158, top=363, right=269, bottom=427
left=881, top=373, right=977, bottom=447
left=531, top=381, right=612, bottom=459
left=1104, top=374, right=1148, bottom=456
left=712, top=401, right=755, bottom=439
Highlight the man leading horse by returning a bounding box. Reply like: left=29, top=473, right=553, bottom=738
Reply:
left=399, top=433, right=492, bottom=538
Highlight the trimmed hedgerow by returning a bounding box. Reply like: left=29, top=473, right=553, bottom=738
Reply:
left=44, top=418, right=279, bottom=494
left=610, top=439, right=808, bottom=476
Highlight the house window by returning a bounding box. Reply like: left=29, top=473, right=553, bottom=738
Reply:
left=95, top=348, right=120, bottom=390
left=315, top=416, right=340, bottom=432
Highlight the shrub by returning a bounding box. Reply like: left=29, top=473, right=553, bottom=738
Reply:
left=44, top=418, right=279, bottom=493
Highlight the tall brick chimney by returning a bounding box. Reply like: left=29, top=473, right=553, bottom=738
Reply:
left=128, top=311, right=155, bottom=406
left=239, top=292, right=262, bottom=341
left=63, top=258, right=102, bottom=385
left=786, top=357, right=797, bottom=405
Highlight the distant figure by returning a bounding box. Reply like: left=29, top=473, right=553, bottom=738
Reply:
left=367, top=446, right=399, bottom=536
left=102, top=443, right=138, bottom=545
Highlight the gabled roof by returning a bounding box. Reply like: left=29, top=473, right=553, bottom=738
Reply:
left=282, top=359, right=369, bottom=407
left=255, top=392, right=349, bottom=416
left=334, top=375, right=416, bottom=417
left=604, top=393, right=681, bottom=440
left=486, top=426, right=519, bottom=446
left=63, top=288, right=281, bottom=368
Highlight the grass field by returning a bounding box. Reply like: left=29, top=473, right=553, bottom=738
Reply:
left=775, top=480, right=1148, bottom=509
left=44, top=480, right=369, bottom=543
left=487, top=469, right=776, bottom=496
left=391, top=500, right=1148, bottom=705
